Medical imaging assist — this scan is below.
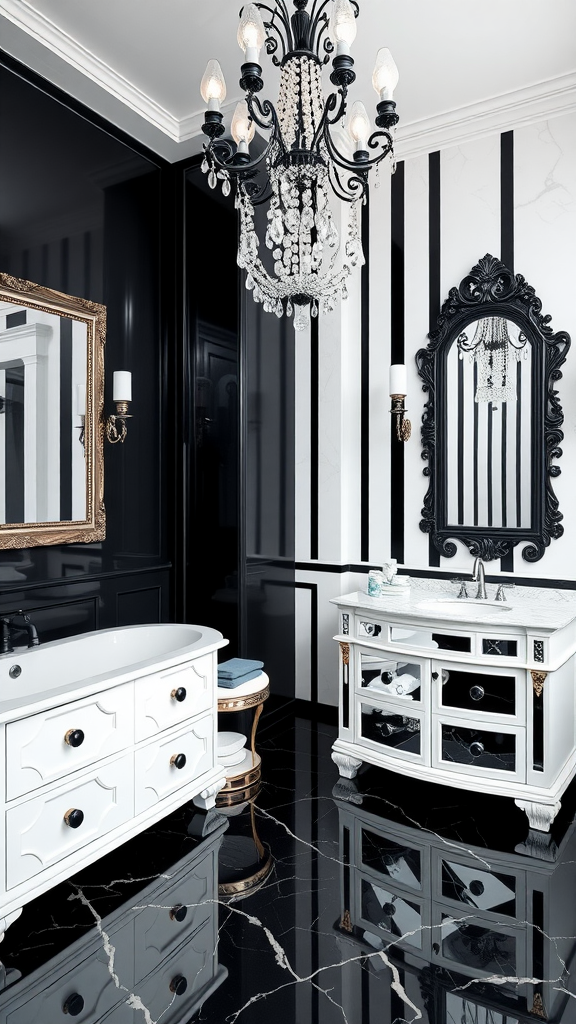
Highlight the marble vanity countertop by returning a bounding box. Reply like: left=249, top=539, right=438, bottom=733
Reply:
left=331, top=577, right=576, bottom=632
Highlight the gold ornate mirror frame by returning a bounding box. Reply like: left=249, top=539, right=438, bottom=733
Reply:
left=0, top=273, right=106, bottom=549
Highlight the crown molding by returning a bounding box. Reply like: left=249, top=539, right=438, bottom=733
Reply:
left=396, top=71, right=576, bottom=160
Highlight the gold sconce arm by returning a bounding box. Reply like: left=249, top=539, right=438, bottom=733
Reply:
left=390, top=394, right=411, bottom=442
left=105, top=401, right=132, bottom=444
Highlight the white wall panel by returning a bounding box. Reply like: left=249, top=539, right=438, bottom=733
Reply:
left=368, top=171, right=392, bottom=565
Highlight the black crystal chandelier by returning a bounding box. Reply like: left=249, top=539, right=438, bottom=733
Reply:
left=200, top=0, right=399, bottom=331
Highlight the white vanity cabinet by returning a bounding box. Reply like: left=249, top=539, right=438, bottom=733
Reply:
left=331, top=589, right=576, bottom=832
left=0, top=642, right=227, bottom=944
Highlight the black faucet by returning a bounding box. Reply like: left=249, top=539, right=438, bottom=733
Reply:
left=0, top=611, right=40, bottom=654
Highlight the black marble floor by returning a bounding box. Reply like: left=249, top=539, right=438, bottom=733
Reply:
left=1, top=702, right=576, bottom=1023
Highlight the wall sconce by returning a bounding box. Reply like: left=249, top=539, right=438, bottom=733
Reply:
left=389, top=364, right=411, bottom=442
left=105, top=371, right=132, bottom=444
left=76, top=384, right=86, bottom=451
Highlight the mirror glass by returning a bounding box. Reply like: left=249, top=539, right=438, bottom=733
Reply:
left=0, top=301, right=87, bottom=524
left=0, top=274, right=105, bottom=549
left=445, top=316, right=532, bottom=531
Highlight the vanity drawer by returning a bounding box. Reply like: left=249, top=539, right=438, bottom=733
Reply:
left=5, top=754, right=134, bottom=890
left=135, top=654, right=214, bottom=741
left=432, top=906, right=525, bottom=982
left=359, top=876, right=427, bottom=951
left=431, top=661, right=524, bottom=723
left=357, top=699, right=428, bottom=765
left=360, top=825, right=423, bottom=894
left=5, top=683, right=134, bottom=801
left=134, top=922, right=218, bottom=1024
left=134, top=714, right=214, bottom=814
left=356, top=648, right=427, bottom=708
left=432, top=717, right=526, bottom=782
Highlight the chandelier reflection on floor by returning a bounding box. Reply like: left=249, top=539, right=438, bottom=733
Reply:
left=200, top=1, right=399, bottom=330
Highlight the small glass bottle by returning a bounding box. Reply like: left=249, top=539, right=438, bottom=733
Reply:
left=367, top=570, right=384, bottom=597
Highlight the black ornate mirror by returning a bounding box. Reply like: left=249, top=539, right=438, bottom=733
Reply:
left=416, top=254, right=570, bottom=562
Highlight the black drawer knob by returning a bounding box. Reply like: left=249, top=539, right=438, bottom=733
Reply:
left=169, top=903, right=188, bottom=922
left=170, top=753, right=187, bottom=770
left=64, top=808, right=84, bottom=829
left=469, top=879, right=485, bottom=896
left=65, top=729, right=85, bottom=748
left=431, top=671, right=439, bottom=681
left=62, top=992, right=85, bottom=1015
left=169, top=975, right=188, bottom=996
left=171, top=687, right=187, bottom=702
left=469, top=741, right=484, bottom=757
left=469, top=685, right=485, bottom=702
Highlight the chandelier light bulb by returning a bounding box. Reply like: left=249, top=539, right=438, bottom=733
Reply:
left=237, top=4, right=266, bottom=63
left=372, top=47, right=399, bottom=101
left=348, top=100, right=371, bottom=151
left=200, top=59, right=227, bottom=109
left=330, top=0, right=357, bottom=55
left=231, top=100, right=255, bottom=151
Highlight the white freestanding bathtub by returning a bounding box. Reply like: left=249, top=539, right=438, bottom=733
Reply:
left=0, top=622, right=229, bottom=942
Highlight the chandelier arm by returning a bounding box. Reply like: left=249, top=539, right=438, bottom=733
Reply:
left=367, top=128, right=395, bottom=153
left=207, top=139, right=275, bottom=181
left=307, top=90, right=346, bottom=157
left=258, top=3, right=293, bottom=58
left=309, top=0, right=332, bottom=50
left=323, top=126, right=393, bottom=176
left=329, top=161, right=368, bottom=203
left=246, top=92, right=280, bottom=138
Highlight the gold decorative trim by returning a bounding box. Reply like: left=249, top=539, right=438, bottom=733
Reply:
left=340, top=909, right=352, bottom=933
left=340, top=643, right=350, bottom=666
left=218, top=684, right=270, bottom=711
left=530, top=992, right=547, bottom=1018
left=531, top=670, right=548, bottom=697
left=218, top=852, right=274, bottom=898
left=0, top=273, right=106, bottom=549
left=216, top=779, right=262, bottom=806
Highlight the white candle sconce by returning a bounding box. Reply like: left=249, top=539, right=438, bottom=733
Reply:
left=105, top=371, right=132, bottom=444
left=389, top=363, right=411, bottom=442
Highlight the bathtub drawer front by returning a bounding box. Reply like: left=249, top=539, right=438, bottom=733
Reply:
left=134, top=850, right=217, bottom=979
left=135, top=715, right=214, bottom=814
left=5, top=684, right=134, bottom=801
left=5, top=755, right=134, bottom=890
left=134, top=922, right=217, bottom=1024
left=135, top=655, right=214, bottom=741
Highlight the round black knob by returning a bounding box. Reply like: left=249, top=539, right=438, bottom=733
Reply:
left=169, top=975, right=188, bottom=996
left=62, top=992, right=85, bottom=1015
left=170, top=753, right=187, bottom=770
left=469, top=741, right=485, bottom=757
left=469, top=879, right=485, bottom=896
left=431, top=671, right=439, bottom=680
left=64, top=808, right=84, bottom=829
left=169, top=903, right=188, bottom=922
left=469, top=685, right=485, bottom=702
left=382, top=902, right=396, bottom=916
left=65, top=729, right=85, bottom=747
left=171, top=687, right=187, bottom=702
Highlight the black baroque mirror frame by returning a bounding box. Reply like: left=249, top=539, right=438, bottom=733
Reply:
left=416, top=254, right=570, bottom=562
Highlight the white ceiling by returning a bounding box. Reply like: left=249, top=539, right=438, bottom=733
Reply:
left=1, top=0, right=575, bottom=162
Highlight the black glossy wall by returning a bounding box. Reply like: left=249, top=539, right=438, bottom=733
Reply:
left=0, top=57, right=170, bottom=635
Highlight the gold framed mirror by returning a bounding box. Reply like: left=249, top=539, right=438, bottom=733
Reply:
left=0, top=273, right=105, bottom=548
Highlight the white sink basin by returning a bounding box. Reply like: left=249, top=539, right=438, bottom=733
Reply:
left=417, top=599, right=513, bottom=614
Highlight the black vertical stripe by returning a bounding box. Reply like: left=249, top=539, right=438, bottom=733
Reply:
left=473, top=362, right=479, bottom=526
left=59, top=317, right=73, bottom=520
left=5, top=367, right=24, bottom=523
left=486, top=405, right=493, bottom=528
left=457, top=357, right=464, bottom=523
left=83, top=231, right=91, bottom=298
left=295, top=581, right=318, bottom=704
left=390, top=162, right=405, bottom=563
left=60, top=237, right=69, bottom=294
left=279, top=316, right=287, bottom=557
left=360, top=200, right=370, bottom=562
left=428, top=152, right=441, bottom=566
left=501, top=403, right=508, bottom=527
left=516, top=360, right=522, bottom=527
left=500, top=131, right=515, bottom=571
left=310, top=314, right=319, bottom=560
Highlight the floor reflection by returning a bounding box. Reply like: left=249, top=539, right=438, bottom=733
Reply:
left=0, top=709, right=574, bottom=1023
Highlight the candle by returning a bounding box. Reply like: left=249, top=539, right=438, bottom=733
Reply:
left=76, top=384, right=85, bottom=417
left=389, top=364, right=407, bottom=396
left=113, top=371, right=132, bottom=402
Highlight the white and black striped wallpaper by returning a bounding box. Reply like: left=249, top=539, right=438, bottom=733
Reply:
left=294, top=110, right=576, bottom=704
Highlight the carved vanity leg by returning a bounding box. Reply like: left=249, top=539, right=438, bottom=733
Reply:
left=193, top=779, right=226, bottom=810
left=0, top=908, right=22, bottom=943
left=514, top=799, right=561, bottom=832
left=332, top=750, right=363, bottom=779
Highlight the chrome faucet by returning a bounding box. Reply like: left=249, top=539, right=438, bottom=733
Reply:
left=0, top=611, right=40, bottom=654
left=472, top=557, right=487, bottom=600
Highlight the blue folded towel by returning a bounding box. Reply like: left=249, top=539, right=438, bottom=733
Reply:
left=218, top=657, right=264, bottom=689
